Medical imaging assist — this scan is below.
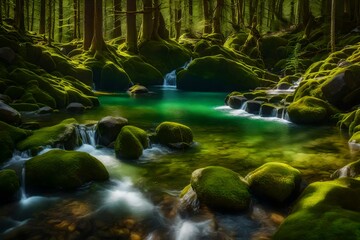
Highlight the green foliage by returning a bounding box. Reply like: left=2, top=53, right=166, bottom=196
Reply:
left=25, top=149, right=109, bottom=190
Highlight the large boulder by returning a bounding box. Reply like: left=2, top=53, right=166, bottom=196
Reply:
left=0, top=169, right=20, bottom=203
left=273, top=178, right=360, bottom=240
left=155, top=121, right=193, bottom=148
left=177, top=55, right=261, bottom=91
left=0, top=101, right=21, bottom=125
left=190, top=166, right=251, bottom=211
left=95, top=116, right=128, bottom=147
left=127, top=84, right=149, bottom=95
left=17, top=118, right=79, bottom=154
left=287, top=96, right=337, bottom=124
left=245, top=162, right=302, bottom=204
left=114, top=125, right=149, bottom=160
left=25, top=149, right=109, bottom=190
left=96, top=62, right=132, bottom=92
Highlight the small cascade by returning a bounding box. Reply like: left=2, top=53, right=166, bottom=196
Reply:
left=163, top=59, right=192, bottom=88
left=76, top=124, right=97, bottom=147
left=267, top=77, right=303, bottom=95
left=20, top=167, right=27, bottom=201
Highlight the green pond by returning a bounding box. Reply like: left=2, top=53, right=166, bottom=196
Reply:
left=1, top=88, right=358, bottom=239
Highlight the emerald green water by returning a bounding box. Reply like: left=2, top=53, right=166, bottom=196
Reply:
left=2, top=88, right=358, bottom=239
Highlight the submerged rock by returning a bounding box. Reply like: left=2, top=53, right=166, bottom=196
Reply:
left=0, top=169, right=20, bottom=203
left=0, top=101, right=21, bottom=125
left=245, top=162, right=302, bottom=204
left=115, top=125, right=149, bottom=160
left=189, top=166, right=251, bottom=212
left=25, top=149, right=109, bottom=190
left=273, top=178, right=360, bottom=240
left=155, top=121, right=193, bottom=148
left=95, top=116, right=128, bottom=147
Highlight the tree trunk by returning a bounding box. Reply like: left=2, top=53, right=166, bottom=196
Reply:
left=175, top=1, right=182, bottom=40
left=212, top=0, right=224, bottom=34
left=84, top=0, right=94, bottom=50
left=39, top=0, right=45, bottom=34
left=203, top=0, right=211, bottom=33
left=15, top=0, right=25, bottom=32
left=77, top=0, right=81, bottom=38
left=152, top=0, right=161, bottom=40
left=73, top=0, right=78, bottom=39
left=126, top=0, right=138, bottom=53
left=52, top=0, right=55, bottom=40
left=237, top=0, right=243, bottom=26
left=31, top=0, right=35, bottom=30
left=290, top=0, right=295, bottom=24
left=59, top=0, right=63, bottom=42
left=169, top=0, right=173, bottom=37
left=0, top=0, right=2, bottom=25
left=47, top=0, right=52, bottom=45
left=25, top=0, right=29, bottom=30
left=231, top=0, right=236, bottom=24
left=113, top=0, right=122, bottom=38
left=90, top=0, right=106, bottom=52
left=142, top=0, right=153, bottom=41
left=188, top=0, right=193, bottom=32
left=331, top=0, right=336, bottom=52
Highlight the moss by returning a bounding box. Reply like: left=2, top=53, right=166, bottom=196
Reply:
left=10, top=103, right=39, bottom=112
left=273, top=178, right=360, bottom=240
left=122, top=56, right=163, bottom=86
left=177, top=55, right=260, bottom=91
left=190, top=166, right=251, bottom=211
left=17, top=118, right=79, bottom=153
left=26, top=84, right=56, bottom=108
left=349, top=131, right=360, bottom=145
left=4, top=86, right=24, bottom=100
left=331, top=160, right=360, bottom=179
left=20, top=92, right=37, bottom=104
left=115, top=125, right=149, bottom=160
left=260, top=36, right=289, bottom=68
left=65, top=87, right=93, bottom=107
left=9, top=68, right=43, bottom=85
left=246, top=162, right=302, bottom=204
left=179, top=184, right=191, bottom=198
left=0, top=169, right=20, bottom=202
left=25, top=149, right=109, bottom=190
left=97, top=62, right=131, bottom=92
left=287, top=96, right=337, bottom=124
left=155, top=121, right=193, bottom=146
left=127, top=84, right=149, bottom=94
left=224, top=32, right=248, bottom=51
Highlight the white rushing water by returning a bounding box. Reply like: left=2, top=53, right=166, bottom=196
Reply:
left=163, top=59, right=192, bottom=87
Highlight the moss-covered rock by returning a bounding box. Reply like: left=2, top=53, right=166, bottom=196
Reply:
left=17, top=118, right=79, bottom=153
left=127, top=84, right=149, bottom=94
left=25, top=149, right=109, bottom=191
left=190, top=166, right=251, bottom=211
left=9, top=103, right=40, bottom=112
left=260, top=103, right=278, bottom=117
left=349, top=131, right=360, bottom=145
left=4, top=86, right=24, bottom=100
left=0, top=101, right=21, bottom=125
left=331, top=159, right=360, bottom=179
left=114, top=125, right=149, bottom=160
left=287, top=96, right=337, bottom=124
left=155, top=121, right=193, bottom=148
left=0, top=169, right=20, bottom=203
left=273, top=178, right=360, bottom=240
left=0, top=121, right=31, bottom=163
left=97, top=62, right=132, bottom=92
left=95, top=116, right=128, bottom=147
left=245, top=162, right=302, bottom=204
left=26, top=84, right=56, bottom=108
left=226, top=95, right=247, bottom=109
left=177, top=55, right=261, bottom=91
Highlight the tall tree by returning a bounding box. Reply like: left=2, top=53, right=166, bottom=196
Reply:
left=126, top=0, right=138, bottom=53
left=113, top=0, right=122, bottom=38
left=90, top=0, right=106, bottom=52
left=39, top=0, right=46, bottom=34
left=59, top=0, right=63, bottom=42
left=47, top=0, right=52, bottom=45
left=25, top=0, right=29, bottom=30
left=77, top=0, right=81, bottom=38
left=15, top=0, right=25, bottom=31
left=331, top=0, right=336, bottom=52
left=188, top=0, right=193, bottom=32
left=142, top=0, right=153, bottom=42
left=152, top=0, right=161, bottom=40
left=31, top=0, right=35, bottom=30
left=212, top=0, right=224, bottom=34
left=84, top=0, right=94, bottom=50
left=203, top=0, right=211, bottom=33
left=0, top=0, right=2, bottom=25
left=73, top=0, right=78, bottom=39
left=175, top=0, right=182, bottom=40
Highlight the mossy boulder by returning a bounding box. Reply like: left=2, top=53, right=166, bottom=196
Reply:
left=26, top=84, right=56, bottom=108
left=245, top=162, right=302, bottom=204
left=190, top=166, right=251, bottom=211
left=114, top=125, right=149, bottom=160
left=127, top=84, right=149, bottom=94
left=349, top=131, right=360, bottom=145
left=97, top=62, right=132, bottom=92
left=0, top=100, right=22, bottom=125
left=260, top=103, right=278, bottom=117
left=155, top=121, right=193, bottom=148
left=0, top=121, right=31, bottom=163
left=287, top=96, right=337, bottom=124
left=273, top=178, right=360, bottom=240
left=0, top=169, right=20, bottom=203
left=25, top=149, right=109, bottom=191
left=95, top=116, right=128, bottom=147
left=17, top=118, right=79, bottom=153
left=9, top=103, right=40, bottom=112
left=4, top=86, right=24, bottom=100
left=177, top=55, right=261, bottom=91
left=331, top=159, right=360, bottom=179
left=226, top=95, right=247, bottom=109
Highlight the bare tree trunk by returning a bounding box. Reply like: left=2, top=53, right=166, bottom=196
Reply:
left=142, top=0, right=153, bottom=41
left=39, top=0, right=45, bottom=34
left=6, top=0, right=10, bottom=18
left=25, top=0, right=29, bottom=30
left=52, top=0, right=55, bottom=40
left=237, top=0, right=243, bottom=26
left=15, top=0, right=25, bottom=32
left=188, top=0, right=193, bottom=32
left=84, top=0, right=94, bottom=50
left=126, top=0, right=138, bottom=53
left=152, top=0, right=161, bottom=40
left=0, top=0, right=2, bottom=25
left=231, top=0, right=236, bottom=24
left=212, top=0, right=224, bottom=34
left=331, top=0, right=336, bottom=52
left=59, top=0, right=63, bottom=42
left=175, top=1, right=182, bottom=40
left=203, top=0, right=211, bottom=33
left=31, top=0, right=35, bottom=30
left=91, top=0, right=106, bottom=52
left=169, top=0, right=173, bottom=37
left=290, top=0, right=295, bottom=24
left=73, top=0, right=78, bottom=39
left=77, top=0, right=81, bottom=38
left=48, top=0, right=52, bottom=45
left=113, top=0, right=122, bottom=38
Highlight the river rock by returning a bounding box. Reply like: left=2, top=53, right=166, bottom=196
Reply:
left=155, top=121, right=193, bottom=148
left=331, top=159, right=360, bottom=179
left=0, top=47, right=16, bottom=64
left=0, top=169, right=20, bottom=203
left=127, top=84, right=149, bottom=94
left=0, top=101, right=21, bottom=125
left=227, top=95, right=247, bottom=109
left=245, top=162, right=302, bottom=204
left=273, top=178, right=360, bottom=240
left=66, top=102, right=86, bottom=114
left=260, top=103, right=277, bottom=117
left=245, top=100, right=263, bottom=114
left=37, top=106, right=54, bottom=114
left=25, top=149, right=109, bottom=190
left=95, top=116, right=128, bottom=147
left=189, top=166, right=251, bottom=211
left=115, top=125, right=149, bottom=160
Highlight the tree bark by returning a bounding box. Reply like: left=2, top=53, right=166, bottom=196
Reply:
left=212, top=0, right=224, bottom=34
left=25, top=0, right=29, bottom=30
left=331, top=0, right=336, bottom=52
left=203, top=0, right=211, bottom=33
left=0, top=0, right=2, bottom=25
left=169, top=0, right=173, bottom=37
left=126, top=0, right=138, bottom=53
left=47, top=0, right=52, bottom=45
left=175, top=1, right=182, bottom=40
left=15, top=0, right=25, bottom=32
left=113, top=0, right=122, bottom=38
left=142, top=0, right=153, bottom=41
left=90, top=0, right=106, bottom=52
left=59, top=0, right=63, bottom=42
left=31, top=0, right=35, bottom=30
left=73, top=0, right=78, bottom=39
left=39, top=0, right=45, bottom=34
left=77, top=0, right=81, bottom=38
left=152, top=0, right=161, bottom=40
left=84, top=0, right=94, bottom=50
left=188, top=0, right=193, bottom=32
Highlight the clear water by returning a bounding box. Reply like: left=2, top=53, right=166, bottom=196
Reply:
left=0, top=88, right=357, bottom=239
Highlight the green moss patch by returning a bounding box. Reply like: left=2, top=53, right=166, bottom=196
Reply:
left=0, top=169, right=20, bottom=203
left=115, top=125, right=149, bottom=160
left=155, top=121, right=193, bottom=147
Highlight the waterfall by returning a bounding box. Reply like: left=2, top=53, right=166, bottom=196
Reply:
left=20, top=167, right=27, bottom=201
left=76, top=124, right=96, bottom=147
left=163, top=59, right=192, bottom=88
